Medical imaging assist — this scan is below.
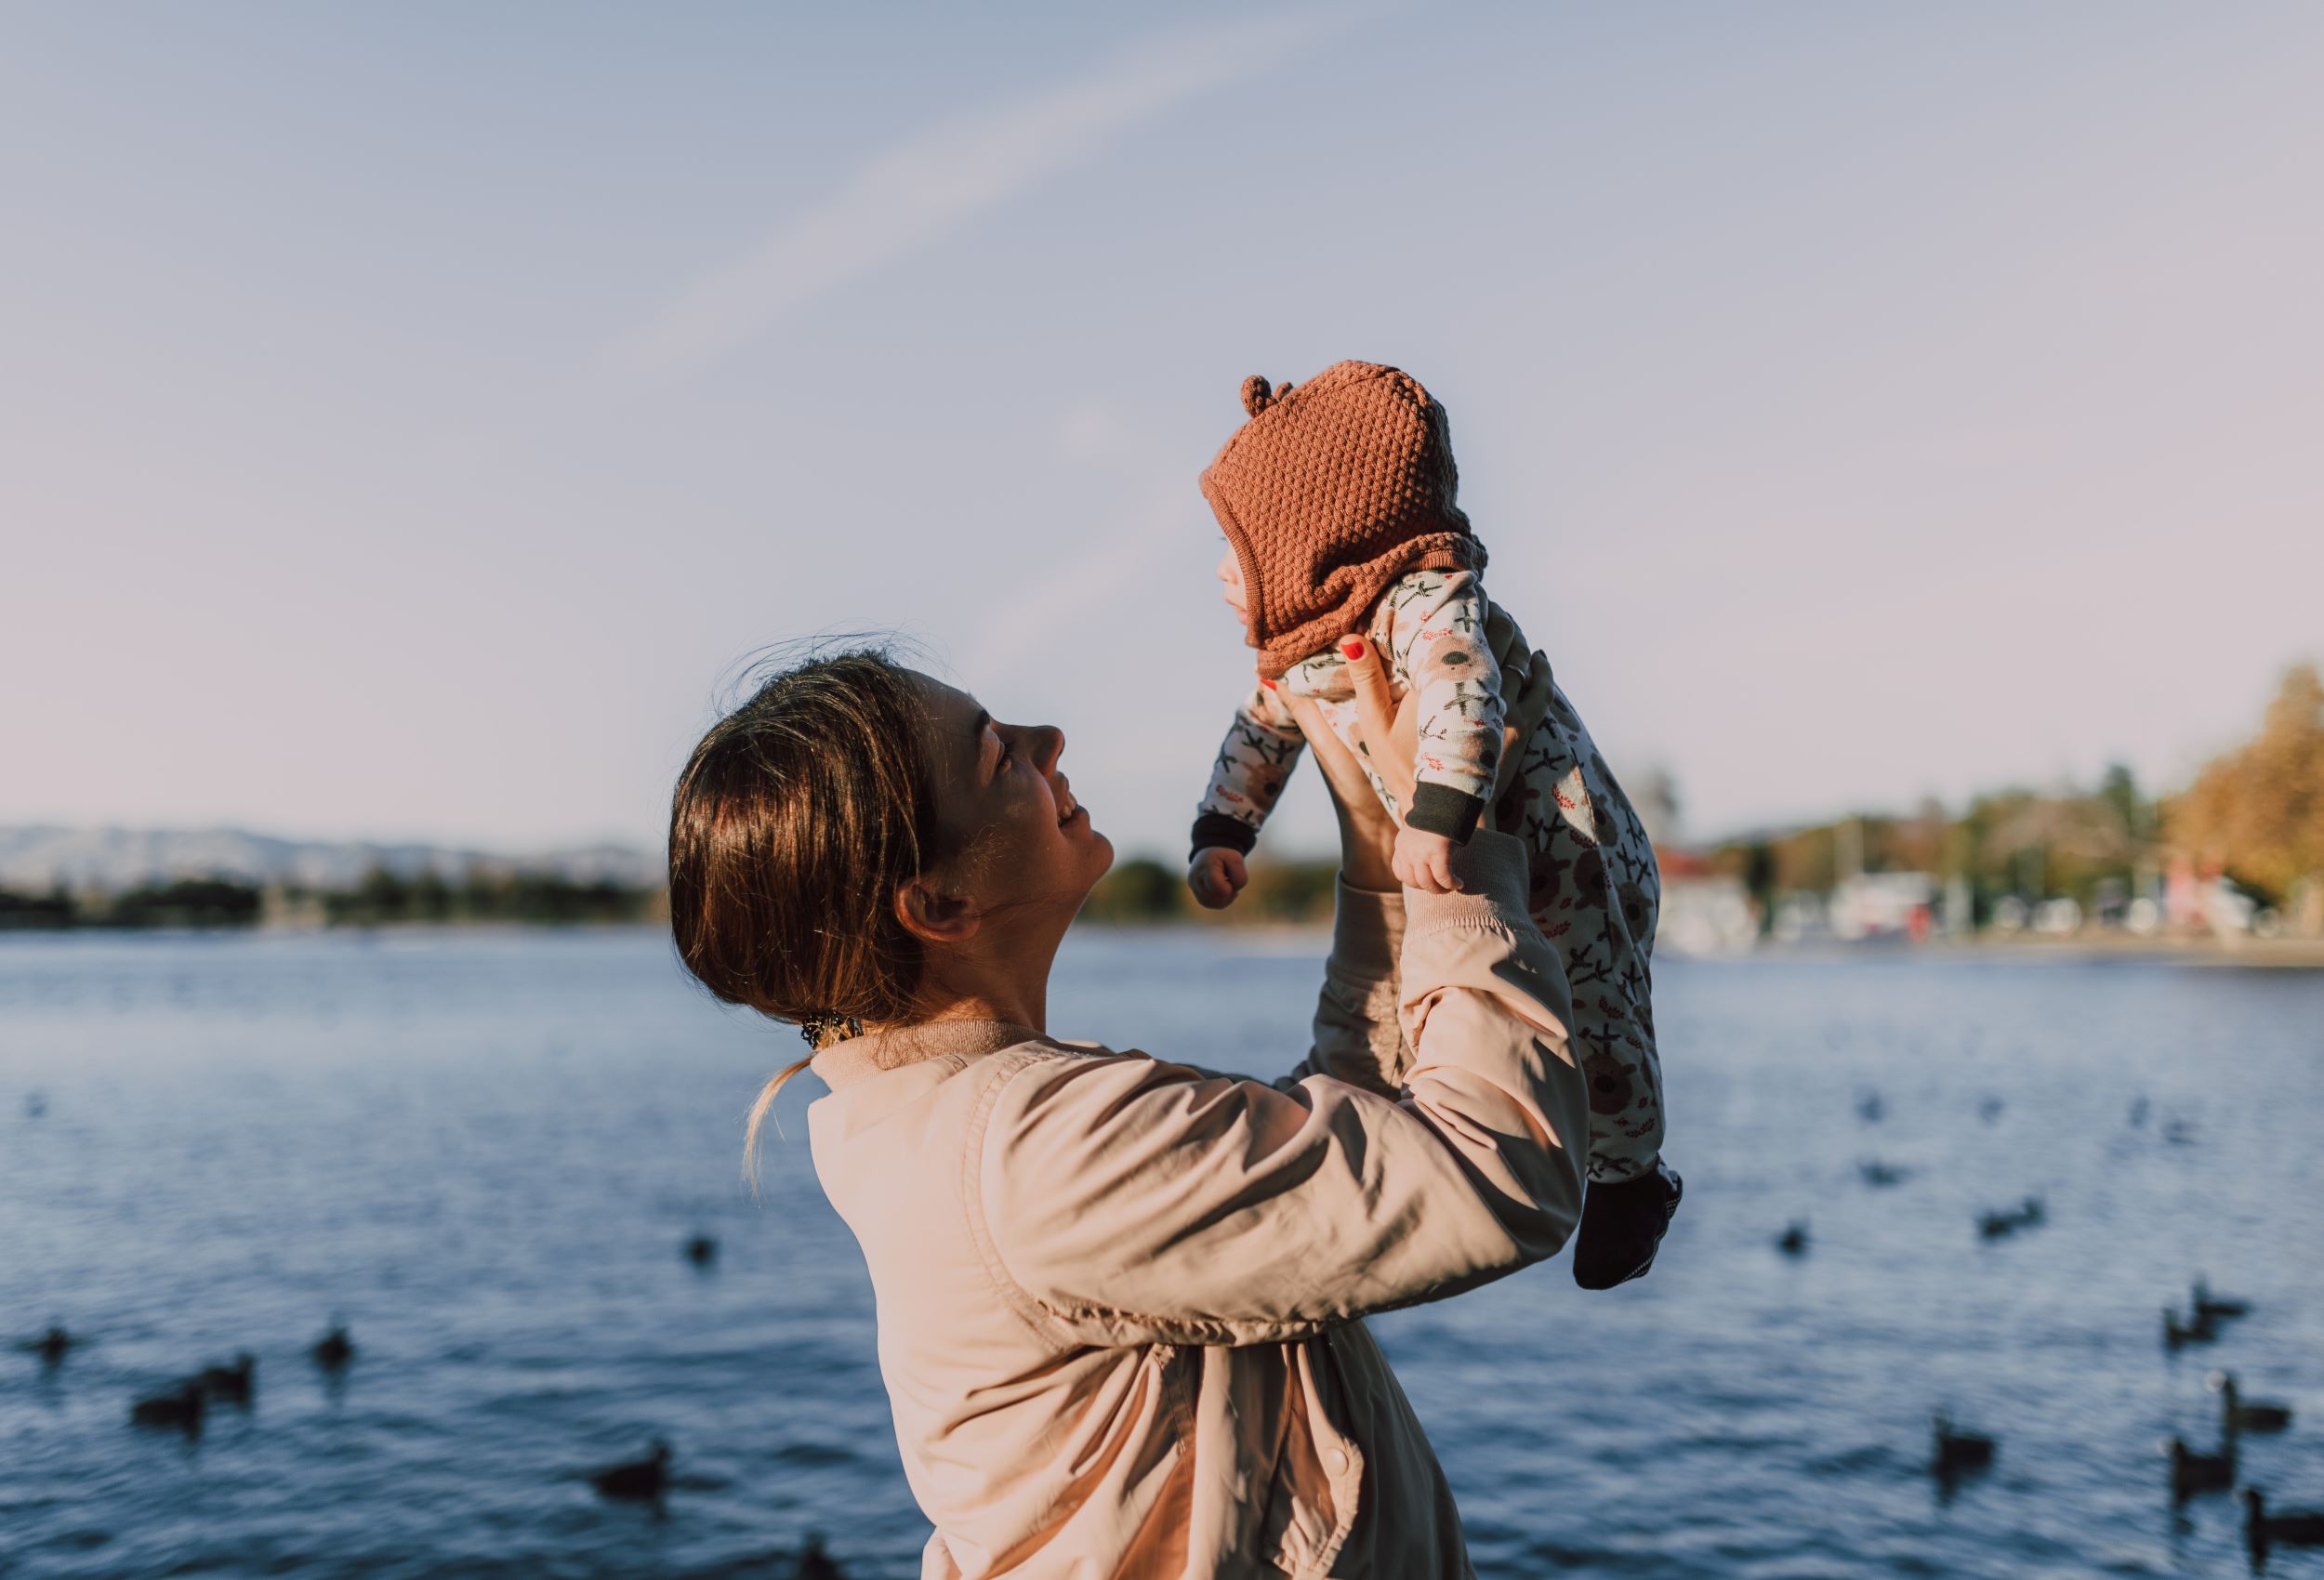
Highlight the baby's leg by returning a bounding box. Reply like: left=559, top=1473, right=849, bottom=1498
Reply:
left=1496, top=707, right=1665, bottom=1181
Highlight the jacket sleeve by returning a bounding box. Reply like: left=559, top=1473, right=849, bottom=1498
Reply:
left=1383, top=570, right=1504, bottom=845
left=976, top=829, right=1588, bottom=1348
left=1190, top=680, right=1307, bottom=862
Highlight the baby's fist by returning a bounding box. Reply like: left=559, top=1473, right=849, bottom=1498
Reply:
left=1393, top=825, right=1463, bottom=894
left=1188, top=847, right=1248, bottom=910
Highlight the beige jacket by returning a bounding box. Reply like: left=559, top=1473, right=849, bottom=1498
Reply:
left=806, top=828, right=1590, bottom=1578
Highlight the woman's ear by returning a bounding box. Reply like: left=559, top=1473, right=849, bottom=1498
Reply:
left=894, top=876, right=981, bottom=945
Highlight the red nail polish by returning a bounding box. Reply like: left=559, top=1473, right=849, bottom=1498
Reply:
left=1340, top=639, right=1365, bottom=659
left=1260, top=677, right=1276, bottom=690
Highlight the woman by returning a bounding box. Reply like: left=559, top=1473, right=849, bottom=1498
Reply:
left=667, top=633, right=1593, bottom=1579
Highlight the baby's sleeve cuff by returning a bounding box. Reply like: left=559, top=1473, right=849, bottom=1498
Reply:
left=1189, top=813, right=1259, bottom=863
left=1404, top=783, right=1486, bottom=845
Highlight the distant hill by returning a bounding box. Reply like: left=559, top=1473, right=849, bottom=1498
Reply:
left=0, top=826, right=661, bottom=895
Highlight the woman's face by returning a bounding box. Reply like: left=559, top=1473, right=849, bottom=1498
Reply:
left=907, top=672, right=1113, bottom=919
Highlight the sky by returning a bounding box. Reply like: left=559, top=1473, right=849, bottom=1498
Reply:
left=4, top=2, right=2319, bottom=860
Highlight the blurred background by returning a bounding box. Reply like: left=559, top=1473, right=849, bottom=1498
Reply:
left=5, top=5, right=2321, bottom=1577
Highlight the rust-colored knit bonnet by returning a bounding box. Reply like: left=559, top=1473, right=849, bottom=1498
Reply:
left=1200, top=360, right=1486, bottom=678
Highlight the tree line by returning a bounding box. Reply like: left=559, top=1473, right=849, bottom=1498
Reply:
left=7, top=663, right=2311, bottom=936
left=1706, top=662, right=2323, bottom=934
left=0, top=870, right=663, bottom=931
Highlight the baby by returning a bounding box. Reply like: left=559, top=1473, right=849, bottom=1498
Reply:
left=1185, top=361, right=1682, bottom=1287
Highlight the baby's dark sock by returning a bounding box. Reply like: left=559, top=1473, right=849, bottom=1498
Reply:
left=1571, top=1159, right=1684, bottom=1290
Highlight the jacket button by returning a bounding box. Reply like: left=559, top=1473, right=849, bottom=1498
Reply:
left=1326, top=1447, right=1350, bottom=1474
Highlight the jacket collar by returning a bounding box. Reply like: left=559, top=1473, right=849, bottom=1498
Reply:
left=810, top=1017, right=1051, bottom=1091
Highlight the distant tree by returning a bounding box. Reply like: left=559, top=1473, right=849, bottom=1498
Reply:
left=1075, top=853, right=1340, bottom=928
left=2099, top=761, right=2149, bottom=844
left=411, top=869, right=455, bottom=923
left=2169, top=662, right=2324, bottom=907
left=0, top=886, right=79, bottom=929
left=1771, top=824, right=1837, bottom=895
left=1742, top=842, right=1777, bottom=934
left=1079, top=859, right=1184, bottom=924
left=1238, top=860, right=1336, bottom=925
left=105, top=879, right=262, bottom=928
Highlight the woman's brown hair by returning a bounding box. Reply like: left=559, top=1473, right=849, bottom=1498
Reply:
left=668, top=645, right=957, bottom=1195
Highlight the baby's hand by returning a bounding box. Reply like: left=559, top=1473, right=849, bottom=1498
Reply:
left=1187, top=847, right=1248, bottom=910
left=1393, top=825, right=1463, bottom=894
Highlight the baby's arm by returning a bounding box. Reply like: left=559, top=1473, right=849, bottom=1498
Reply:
left=1188, top=679, right=1307, bottom=908
left=1382, top=570, right=1503, bottom=890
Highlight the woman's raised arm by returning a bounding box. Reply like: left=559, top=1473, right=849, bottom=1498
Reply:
left=973, top=825, right=1584, bottom=1349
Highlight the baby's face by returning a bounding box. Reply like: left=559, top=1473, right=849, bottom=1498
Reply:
left=1215, top=544, right=1248, bottom=625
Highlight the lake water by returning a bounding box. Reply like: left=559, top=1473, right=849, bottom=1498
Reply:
left=3, top=929, right=2321, bottom=1579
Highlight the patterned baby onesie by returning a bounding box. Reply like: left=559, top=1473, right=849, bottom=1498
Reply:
left=1191, top=567, right=1667, bottom=1180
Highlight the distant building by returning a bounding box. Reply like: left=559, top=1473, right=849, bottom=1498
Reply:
left=2165, top=855, right=2263, bottom=938
left=1828, top=872, right=1936, bottom=941
left=1656, top=847, right=1758, bottom=955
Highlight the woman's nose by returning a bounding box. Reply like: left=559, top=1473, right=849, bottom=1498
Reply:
left=1032, top=724, right=1064, bottom=769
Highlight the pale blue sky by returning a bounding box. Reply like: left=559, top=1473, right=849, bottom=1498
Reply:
left=6, top=3, right=2319, bottom=858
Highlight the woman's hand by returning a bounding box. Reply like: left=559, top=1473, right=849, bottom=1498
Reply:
left=1276, top=639, right=1410, bottom=892
left=1277, top=635, right=1526, bottom=894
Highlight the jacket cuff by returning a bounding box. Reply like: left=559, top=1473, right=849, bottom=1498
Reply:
left=1405, top=783, right=1485, bottom=844
left=1189, top=813, right=1259, bottom=864
left=1404, top=828, right=1533, bottom=937
left=1328, top=873, right=1406, bottom=982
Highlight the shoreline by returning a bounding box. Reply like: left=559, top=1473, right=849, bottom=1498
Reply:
left=6, top=919, right=2319, bottom=969
left=1909, top=932, right=2324, bottom=969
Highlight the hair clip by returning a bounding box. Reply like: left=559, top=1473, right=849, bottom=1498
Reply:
left=798, top=1011, right=864, bottom=1048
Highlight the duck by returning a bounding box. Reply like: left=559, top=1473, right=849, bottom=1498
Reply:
left=193, top=1352, right=256, bottom=1405
left=2212, top=1373, right=2293, bottom=1435
left=1856, top=1091, right=1885, bottom=1124
left=2245, top=1490, right=2324, bottom=1550
left=1977, top=1095, right=2005, bottom=1125
left=131, top=1380, right=205, bottom=1433
left=1976, top=1196, right=2045, bottom=1240
left=1776, top=1222, right=1810, bottom=1256
left=797, top=1531, right=845, bottom=1579
left=1932, top=1413, right=1996, bottom=1478
left=18, top=1325, right=74, bottom=1364
left=685, top=1233, right=719, bottom=1268
left=312, top=1323, right=354, bottom=1371
left=2163, top=1307, right=2218, bottom=1350
left=2162, top=1118, right=2197, bottom=1145
left=1858, top=1160, right=1909, bottom=1188
left=2168, top=1436, right=2236, bottom=1501
left=589, top=1438, right=671, bottom=1502
left=2192, top=1278, right=2251, bottom=1323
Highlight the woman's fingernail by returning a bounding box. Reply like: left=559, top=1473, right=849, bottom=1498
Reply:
left=1260, top=677, right=1276, bottom=690
left=1340, top=639, right=1366, bottom=659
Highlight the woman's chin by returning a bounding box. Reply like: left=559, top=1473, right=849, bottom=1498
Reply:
left=1070, top=817, right=1114, bottom=876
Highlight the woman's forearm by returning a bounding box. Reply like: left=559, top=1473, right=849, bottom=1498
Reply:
left=1288, top=875, right=1408, bottom=1096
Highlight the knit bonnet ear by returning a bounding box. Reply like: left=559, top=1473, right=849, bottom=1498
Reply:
left=1240, top=375, right=1293, bottom=418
